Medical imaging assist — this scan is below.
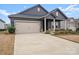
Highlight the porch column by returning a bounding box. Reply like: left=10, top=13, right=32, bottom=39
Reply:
left=65, top=20, right=67, bottom=30
left=53, top=19, right=56, bottom=32
left=44, top=17, right=46, bottom=32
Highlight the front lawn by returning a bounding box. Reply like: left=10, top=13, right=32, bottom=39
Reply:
left=0, top=31, right=15, bottom=55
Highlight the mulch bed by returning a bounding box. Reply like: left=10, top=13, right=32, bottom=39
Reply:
left=55, top=35, right=79, bottom=43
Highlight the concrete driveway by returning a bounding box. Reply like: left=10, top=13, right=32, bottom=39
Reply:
left=14, top=33, right=79, bottom=55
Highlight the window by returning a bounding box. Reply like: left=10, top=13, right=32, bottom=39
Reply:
left=56, top=12, right=59, bottom=16
left=37, top=7, right=40, bottom=12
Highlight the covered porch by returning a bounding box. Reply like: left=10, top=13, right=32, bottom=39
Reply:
left=43, top=17, right=68, bottom=32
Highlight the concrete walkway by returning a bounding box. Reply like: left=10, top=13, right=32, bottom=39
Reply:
left=14, top=33, right=79, bottom=55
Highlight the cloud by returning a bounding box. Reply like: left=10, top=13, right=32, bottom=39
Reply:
left=59, top=4, right=79, bottom=12
left=58, top=4, right=79, bottom=18
left=65, top=5, right=77, bottom=11
left=0, top=9, right=16, bottom=16
left=65, top=12, right=71, bottom=15
left=0, top=9, right=17, bottom=24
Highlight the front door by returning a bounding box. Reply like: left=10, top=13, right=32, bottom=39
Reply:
left=51, top=21, right=60, bottom=30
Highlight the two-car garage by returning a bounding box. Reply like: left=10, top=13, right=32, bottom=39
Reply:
left=15, top=20, right=41, bottom=34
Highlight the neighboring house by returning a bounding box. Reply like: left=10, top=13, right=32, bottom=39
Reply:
left=8, top=4, right=79, bottom=34
left=65, top=18, right=79, bottom=31
left=0, top=19, right=6, bottom=30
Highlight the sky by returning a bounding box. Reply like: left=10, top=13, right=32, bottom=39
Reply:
left=0, top=4, right=79, bottom=24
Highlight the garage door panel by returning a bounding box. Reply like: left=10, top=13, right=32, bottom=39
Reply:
left=15, top=21, right=40, bottom=34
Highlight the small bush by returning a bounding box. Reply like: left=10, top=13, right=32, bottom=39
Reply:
left=59, top=29, right=65, bottom=31
left=54, top=31, right=65, bottom=35
left=76, top=28, right=79, bottom=32
left=7, top=26, right=15, bottom=34
left=53, top=29, right=77, bottom=35
left=46, top=29, right=79, bottom=35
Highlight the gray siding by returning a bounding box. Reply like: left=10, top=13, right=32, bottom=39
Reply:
left=52, top=11, right=66, bottom=19
left=56, top=11, right=66, bottom=19
left=51, top=8, right=68, bottom=20
left=19, top=5, right=48, bottom=16
left=46, top=14, right=54, bottom=19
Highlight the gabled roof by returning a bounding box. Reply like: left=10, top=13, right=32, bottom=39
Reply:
left=9, top=5, right=68, bottom=20
left=9, top=4, right=55, bottom=19
left=8, top=4, right=49, bottom=19
left=0, top=19, right=5, bottom=23
left=50, top=8, right=68, bottom=19
left=19, top=4, right=49, bottom=14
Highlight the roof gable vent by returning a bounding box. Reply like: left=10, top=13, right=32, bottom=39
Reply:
left=56, top=11, right=59, bottom=16
left=37, top=7, right=40, bottom=12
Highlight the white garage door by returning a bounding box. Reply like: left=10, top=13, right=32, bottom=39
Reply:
left=15, top=21, right=40, bottom=34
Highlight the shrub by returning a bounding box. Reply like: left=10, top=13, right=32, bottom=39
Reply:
left=76, top=28, right=79, bottom=32
left=59, top=29, right=65, bottom=31
left=46, top=29, right=79, bottom=35
left=53, top=29, right=76, bottom=35
left=7, top=26, right=15, bottom=34
left=54, top=31, right=65, bottom=35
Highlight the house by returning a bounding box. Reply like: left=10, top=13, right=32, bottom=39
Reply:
left=0, top=19, right=6, bottom=30
left=66, top=18, right=79, bottom=31
left=8, top=4, right=79, bottom=34
left=8, top=4, right=55, bottom=34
